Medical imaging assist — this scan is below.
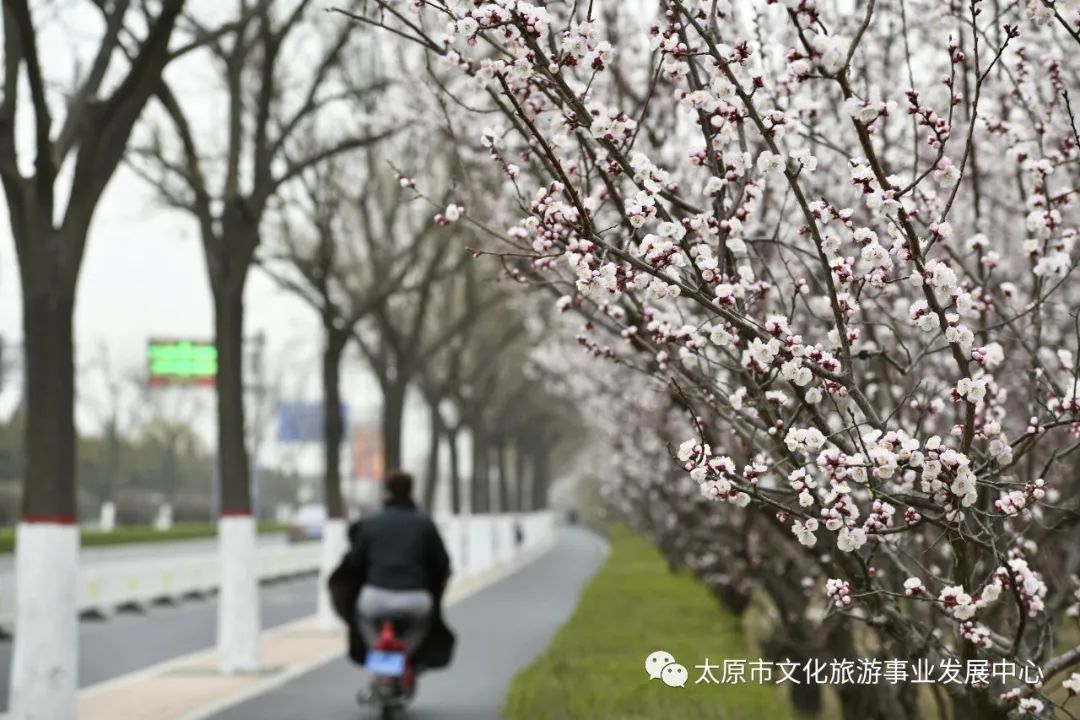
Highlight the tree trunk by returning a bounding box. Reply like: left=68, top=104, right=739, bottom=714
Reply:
left=9, top=285, right=80, bottom=720
left=164, top=441, right=179, bottom=505
left=322, top=334, right=346, bottom=519
left=495, top=437, right=509, bottom=513
left=531, top=440, right=550, bottom=510
left=210, top=255, right=259, bottom=673
left=382, top=382, right=406, bottom=470
left=104, top=420, right=120, bottom=505
left=471, top=424, right=489, bottom=513
left=213, top=287, right=252, bottom=514
left=448, top=427, right=462, bottom=514
left=21, top=290, right=77, bottom=519
left=423, top=405, right=442, bottom=511
left=2, top=0, right=184, bottom=708
left=952, top=691, right=1007, bottom=720
left=514, top=439, right=527, bottom=512
left=317, top=332, right=348, bottom=632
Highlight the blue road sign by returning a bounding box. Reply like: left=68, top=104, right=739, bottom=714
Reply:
left=277, top=402, right=349, bottom=443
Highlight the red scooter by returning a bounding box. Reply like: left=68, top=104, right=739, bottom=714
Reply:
left=363, top=618, right=416, bottom=720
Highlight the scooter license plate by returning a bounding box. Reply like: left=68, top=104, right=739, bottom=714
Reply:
left=366, top=650, right=406, bottom=677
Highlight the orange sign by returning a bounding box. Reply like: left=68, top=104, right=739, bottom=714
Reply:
left=352, top=424, right=384, bottom=482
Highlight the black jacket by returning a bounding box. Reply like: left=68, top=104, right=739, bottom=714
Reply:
left=328, top=498, right=455, bottom=668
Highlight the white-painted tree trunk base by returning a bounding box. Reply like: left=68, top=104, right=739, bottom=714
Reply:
left=98, top=501, right=115, bottom=532
left=216, top=516, right=260, bottom=673
left=153, top=503, right=173, bottom=531
left=316, top=518, right=349, bottom=631
left=9, top=522, right=78, bottom=720
left=457, top=520, right=470, bottom=576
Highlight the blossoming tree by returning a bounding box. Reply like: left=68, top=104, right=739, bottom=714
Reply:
left=341, top=0, right=1080, bottom=716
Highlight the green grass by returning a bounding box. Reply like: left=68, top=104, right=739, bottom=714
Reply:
left=0, top=520, right=286, bottom=553
left=503, top=526, right=798, bottom=720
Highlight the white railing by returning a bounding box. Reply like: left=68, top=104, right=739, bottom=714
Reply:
left=0, top=511, right=558, bottom=632
left=434, top=511, right=557, bottom=579
left=0, top=541, right=319, bottom=631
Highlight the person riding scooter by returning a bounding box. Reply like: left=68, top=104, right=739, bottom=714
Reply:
left=328, top=470, right=455, bottom=690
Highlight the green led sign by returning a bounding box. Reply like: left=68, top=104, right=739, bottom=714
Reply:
left=148, top=339, right=217, bottom=386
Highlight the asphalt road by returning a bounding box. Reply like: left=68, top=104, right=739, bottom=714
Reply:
left=212, top=526, right=608, bottom=720
left=0, top=572, right=318, bottom=711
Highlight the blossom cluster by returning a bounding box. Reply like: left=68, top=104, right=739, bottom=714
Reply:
left=357, top=0, right=1080, bottom=714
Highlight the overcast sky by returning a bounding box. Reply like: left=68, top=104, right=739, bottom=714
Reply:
left=0, top=2, right=430, bottom=481
left=0, top=162, right=428, bottom=476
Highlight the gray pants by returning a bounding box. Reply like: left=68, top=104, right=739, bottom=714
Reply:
left=357, top=585, right=433, bottom=655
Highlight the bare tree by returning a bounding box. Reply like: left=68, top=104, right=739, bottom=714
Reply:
left=131, top=0, right=392, bottom=671
left=453, top=322, right=529, bottom=514
left=260, top=153, right=416, bottom=521
left=0, top=0, right=185, bottom=517
left=131, top=377, right=209, bottom=509
left=81, top=341, right=141, bottom=510
left=136, top=0, right=389, bottom=518
left=415, top=264, right=498, bottom=511
left=348, top=195, right=469, bottom=470
left=487, top=378, right=549, bottom=513
left=0, top=1, right=189, bottom=712
left=416, top=332, right=466, bottom=512
left=260, top=151, right=427, bottom=627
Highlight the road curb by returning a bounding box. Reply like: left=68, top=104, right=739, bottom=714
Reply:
left=54, top=532, right=559, bottom=720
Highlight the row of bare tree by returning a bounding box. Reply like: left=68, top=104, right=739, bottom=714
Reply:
left=0, top=0, right=575, bottom=713
left=258, top=146, right=572, bottom=519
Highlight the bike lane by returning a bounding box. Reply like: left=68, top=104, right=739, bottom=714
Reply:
left=210, top=526, right=608, bottom=720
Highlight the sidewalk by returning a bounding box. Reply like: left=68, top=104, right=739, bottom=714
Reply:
left=74, top=535, right=557, bottom=720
